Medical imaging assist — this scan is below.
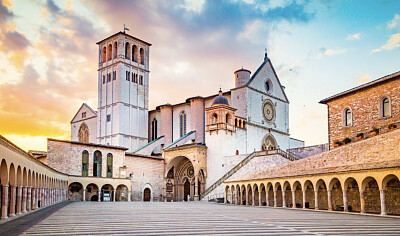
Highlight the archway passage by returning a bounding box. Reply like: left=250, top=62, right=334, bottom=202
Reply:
left=363, top=177, right=380, bottom=214
left=69, top=182, right=83, bottom=201
left=316, top=180, right=328, bottom=210
left=304, top=181, right=315, bottom=209
left=144, top=188, right=151, bottom=202
left=90, top=195, right=98, bottom=201
left=345, top=178, right=360, bottom=212
left=330, top=179, right=343, bottom=211
left=184, top=179, right=190, bottom=201
left=101, top=184, right=114, bottom=202
left=384, top=175, right=400, bottom=215
left=85, top=183, right=99, bottom=201
left=116, top=184, right=128, bottom=201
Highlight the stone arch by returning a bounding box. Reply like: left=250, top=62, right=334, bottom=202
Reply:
left=304, top=180, right=315, bottom=209
left=116, top=184, right=128, bottom=202
left=382, top=174, right=400, bottom=215
left=361, top=176, right=380, bottom=214
left=259, top=183, right=266, bottom=206
left=329, top=178, right=343, bottom=211
left=27, top=170, right=32, bottom=187
left=113, top=41, right=117, bottom=59
left=68, top=182, right=83, bottom=201
left=283, top=181, right=292, bottom=208
left=139, top=48, right=144, bottom=65
left=107, top=44, right=112, bottom=61
left=241, top=184, right=246, bottom=205
left=165, top=156, right=195, bottom=202
left=101, top=184, right=114, bottom=202
left=225, top=185, right=230, bottom=204
left=266, top=182, right=273, bottom=207
left=102, top=46, right=106, bottom=62
left=125, top=42, right=131, bottom=60
left=142, top=183, right=153, bottom=202
left=22, top=168, right=27, bottom=186
left=85, top=183, right=99, bottom=201
left=261, top=134, right=277, bottom=151
left=132, top=45, right=138, bottom=62
left=315, top=179, right=328, bottom=210
left=16, top=166, right=22, bottom=186
left=247, top=184, right=252, bottom=205
left=231, top=185, right=236, bottom=204
left=344, top=177, right=361, bottom=212
left=9, top=164, right=15, bottom=186
left=78, top=123, right=89, bottom=143
left=274, top=182, right=283, bottom=207
left=293, top=181, right=302, bottom=208
left=253, top=183, right=259, bottom=206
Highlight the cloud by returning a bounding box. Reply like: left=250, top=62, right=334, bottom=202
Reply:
left=355, top=73, right=372, bottom=85
left=317, top=47, right=347, bottom=58
left=388, top=14, right=400, bottom=29
left=346, top=33, right=360, bottom=40
left=372, top=33, right=400, bottom=53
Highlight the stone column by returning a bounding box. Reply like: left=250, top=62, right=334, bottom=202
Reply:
left=292, top=190, right=296, bottom=208
left=327, top=190, right=332, bottom=211
left=282, top=190, right=286, bottom=208
left=273, top=190, right=277, bottom=207
left=302, top=190, right=306, bottom=209
left=98, top=190, right=101, bottom=202
left=314, top=190, right=319, bottom=210
left=360, top=190, right=366, bottom=214
left=246, top=190, right=249, bottom=206
left=252, top=190, right=255, bottom=206
left=9, top=185, right=16, bottom=217
left=113, top=191, right=116, bottom=202
left=194, top=176, right=199, bottom=201
left=1, top=185, right=9, bottom=219
left=31, top=188, right=36, bottom=210
left=266, top=190, right=269, bottom=207
left=83, top=190, right=86, bottom=201
left=343, top=190, right=348, bottom=212
left=380, top=189, right=387, bottom=215
left=22, top=186, right=27, bottom=213
left=128, top=191, right=131, bottom=202
left=259, top=191, right=262, bottom=206
left=224, top=191, right=227, bottom=204
left=16, top=186, right=22, bottom=214
left=27, top=187, right=32, bottom=211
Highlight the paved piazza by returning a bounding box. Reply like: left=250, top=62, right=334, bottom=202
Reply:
left=19, top=202, right=400, bottom=235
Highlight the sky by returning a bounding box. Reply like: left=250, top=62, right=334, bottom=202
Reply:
left=0, top=0, right=399, bottom=151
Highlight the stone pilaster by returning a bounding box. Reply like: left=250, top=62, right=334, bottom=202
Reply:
left=1, top=185, right=9, bottom=219
left=9, top=185, right=16, bottom=217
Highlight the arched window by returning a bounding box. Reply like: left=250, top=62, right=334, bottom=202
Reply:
left=151, top=118, right=158, bottom=141
left=107, top=44, right=112, bottom=61
left=236, top=150, right=239, bottom=155
left=78, top=123, right=89, bottom=143
left=238, top=120, right=242, bottom=128
left=102, top=46, right=106, bottom=63
left=262, top=135, right=277, bottom=151
left=235, top=118, right=238, bottom=127
left=93, top=151, right=102, bottom=177
left=344, top=108, right=352, bottom=127
left=106, top=153, right=113, bottom=178
left=382, top=97, right=391, bottom=118
left=82, top=150, right=89, bottom=177
left=125, top=42, right=131, bottom=60
left=225, top=113, right=231, bottom=124
left=132, top=45, right=138, bottom=62
left=212, top=113, right=218, bottom=124
left=180, top=111, right=187, bottom=137
left=140, top=48, right=145, bottom=65
left=113, top=42, right=117, bottom=59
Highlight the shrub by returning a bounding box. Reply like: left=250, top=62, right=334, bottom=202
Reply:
left=343, top=137, right=352, bottom=144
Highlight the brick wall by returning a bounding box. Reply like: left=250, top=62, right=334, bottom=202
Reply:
left=326, top=77, right=400, bottom=148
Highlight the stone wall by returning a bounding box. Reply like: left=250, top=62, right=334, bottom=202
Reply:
left=287, top=144, right=328, bottom=159
left=47, top=139, right=126, bottom=177
left=125, top=154, right=164, bottom=201
left=325, top=76, right=400, bottom=149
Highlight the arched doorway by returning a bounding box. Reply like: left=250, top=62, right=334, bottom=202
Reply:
left=184, top=179, right=190, bottom=201
left=68, top=182, right=83, bottom=201
left=144, top=188, right=151, bottom=202
left=262, top=134, right=277, bottom=151
left=101, top=184, right=114, bottom=202
left=116, top=184, right=128, bottom=201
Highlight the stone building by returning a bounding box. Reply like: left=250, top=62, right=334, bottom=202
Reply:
left=224, top=71, right=400, bottom=216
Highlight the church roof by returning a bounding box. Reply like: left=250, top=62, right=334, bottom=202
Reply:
left=211, top=89, right=229, bottom=106
left=320, top=70, right=400, bottom=104
left=70, top=103, right=97, bottom=124
left=96, top=31, right=152, bottom=46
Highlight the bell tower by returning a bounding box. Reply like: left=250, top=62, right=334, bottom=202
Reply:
left=96, top=31, right=151, bottom=152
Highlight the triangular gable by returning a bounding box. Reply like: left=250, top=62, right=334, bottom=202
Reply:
left=245, top=59, right=289, bottom=103
left=70, top=103, right=97, bottom=123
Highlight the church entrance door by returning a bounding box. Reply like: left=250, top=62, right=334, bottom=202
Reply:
left=144, top=188, right=151, bottom=201
left=184, top=179, right=190, bottom=201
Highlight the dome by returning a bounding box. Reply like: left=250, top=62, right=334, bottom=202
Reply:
left=212, top=89, right=229, bottom=106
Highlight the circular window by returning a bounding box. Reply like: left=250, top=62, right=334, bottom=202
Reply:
left=265, top=80, right=272, bottom=93
left=263, top=100, right=275, bottom=123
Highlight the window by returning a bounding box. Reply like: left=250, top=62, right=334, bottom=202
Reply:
left=180, top=111, right=187, bottom=137
left=133, top=45, right=138, bottom=62
left=82, top=150, right=89, bottom=177
left=107, top=44, right=112, bottom=61
left=102, top=46, right=106, bottom=63
left=113, top=71, right=116, bottom=81
left=107, top=114, right=111, bottom=122
left=133, top=73, right=137, bottom=83
left=382, top=97, right=391, bottom=118
left=106, top=153, right=113, bottom=178
left=140, top=48, right=145, bottom=65
left=151, top=118, right=158, bottom=141
left=212, top=113, right=218, bottom=124
left=107, top=73, right=111, bottom=82
left=265, top=79, right=272, bottom=93
left=125, top=42, right=131, bottom=60
left=78, top=123, right=89, bottom=143
left=344, top=108, right=352, bottom=126
left=262, top=135, right=277, bottom=151
left=139, top=75, right=143, bottom=85
left=103, top=75, right=105, bottom=84
left=82, top=112, right=86, bottom=119
left=113, top=42, right=117, bottom=59
left=225, top=113, right=231, bottom=124
left=93, top=151, right=102, bottom=177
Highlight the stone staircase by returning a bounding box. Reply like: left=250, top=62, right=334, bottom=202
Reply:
left=200, top=149, right=298, bottom=200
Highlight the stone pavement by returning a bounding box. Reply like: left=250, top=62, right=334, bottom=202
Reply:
left=16, top=202, right=400, bottom=235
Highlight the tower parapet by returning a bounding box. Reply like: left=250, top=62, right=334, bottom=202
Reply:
left=234, top=68, right=251, bottom=88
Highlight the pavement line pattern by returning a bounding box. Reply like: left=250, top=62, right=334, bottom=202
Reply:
left=22, top=202, right=400, bottom=235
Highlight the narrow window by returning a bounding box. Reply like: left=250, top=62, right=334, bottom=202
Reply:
left=82, top=150, right=89, bottom=176
left=382, top=98, right=390, bottom=117
left=93, top=151, right=102, bottom=177
left=103, top=75, right=105, bottom=84
left=102, top=47, right=106, bottom=63
left=344, top=108, right=352, bottom=126
left=113, top=42, right=117, bottom=59
left=180, top=111, right=187, bottom=137
left=113, top=71, right=116, bottom=81
left=125, top=42, right=131, bottom=60
left=106, top=153, right=113, bottom=178
left=107, top=114, right=111, bottom=122
left=140, top=48, right=145, bottom=65
left=213, top=113, right=218, bottom=124
left=152, top=118, right=158, bottom=141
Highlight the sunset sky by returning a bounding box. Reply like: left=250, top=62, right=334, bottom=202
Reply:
left=0, top=0, right=399, bottom=151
